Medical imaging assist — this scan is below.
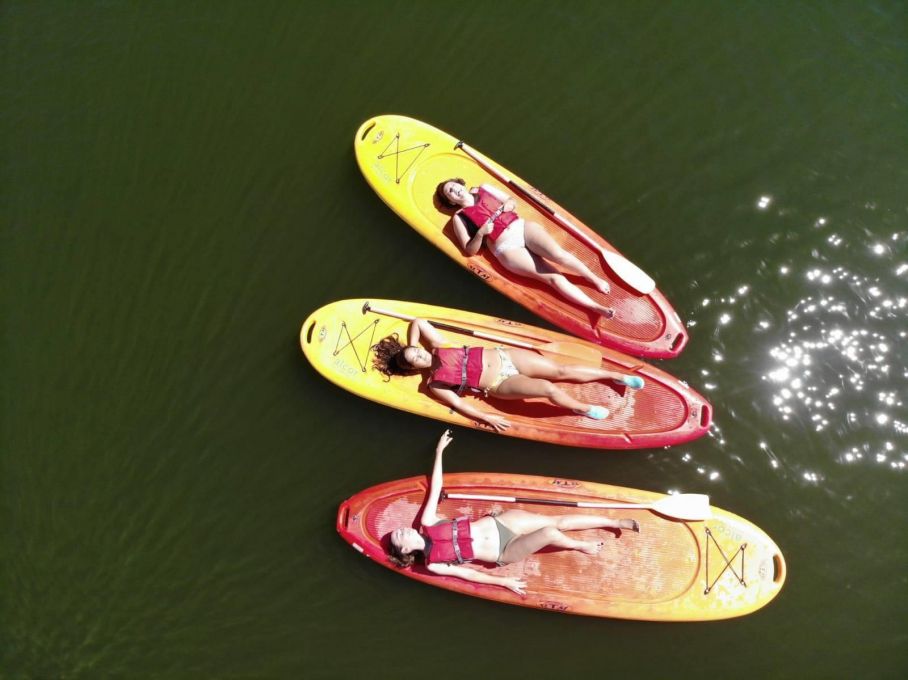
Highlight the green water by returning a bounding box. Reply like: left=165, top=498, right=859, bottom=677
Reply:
left=2, top=2, right=906, bottom=678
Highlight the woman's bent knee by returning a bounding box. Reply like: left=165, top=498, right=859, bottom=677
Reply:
left=540, top=525, right=561, bottom=541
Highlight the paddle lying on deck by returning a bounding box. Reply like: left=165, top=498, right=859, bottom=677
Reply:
left=363, top=302, right=603, bottom=367
left=455, top=141, right=657, bottom=296
left=443, top=491, right=713, bottom=522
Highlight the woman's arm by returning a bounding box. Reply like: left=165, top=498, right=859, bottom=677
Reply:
left=427, top=563, right=527, bottom=595
left=429, top=385, right=510, bottom=432
left=452, top=214, right=488, bottom=256
left=419, top=430, right=453, bottom=526
left=407, top=318, right=448, bottom=349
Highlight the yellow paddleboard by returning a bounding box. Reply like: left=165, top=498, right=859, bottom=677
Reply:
left=301, top=299, right=710, bottom=449
left=355, top=115, right=688, bottom=358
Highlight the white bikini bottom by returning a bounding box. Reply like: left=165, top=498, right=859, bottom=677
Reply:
left=492, top=219, right=526, bottom=256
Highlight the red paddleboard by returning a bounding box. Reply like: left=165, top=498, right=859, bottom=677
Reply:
left=338, top=473, right=787, bottom=621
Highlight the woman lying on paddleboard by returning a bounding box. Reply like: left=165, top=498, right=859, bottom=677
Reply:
left=388, top=430, right=640, bottom=594
left=372, top=317, right=643, bottom=432
left=436, top=179, right=615, bottom=320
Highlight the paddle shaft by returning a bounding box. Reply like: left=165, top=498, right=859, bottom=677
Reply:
left=444, top=492, right=654, bottom=510
left=363, top=303, right=605, bottom=366
left=364, top=303, right=533, bottom=347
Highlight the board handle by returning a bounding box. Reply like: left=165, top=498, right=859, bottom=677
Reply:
left=337, top=502, right=351, bottom=532
left=773, top=553, right=787, bottom=585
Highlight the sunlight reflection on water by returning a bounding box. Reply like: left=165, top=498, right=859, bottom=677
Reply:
left=678, top=199, right=906, bottom=489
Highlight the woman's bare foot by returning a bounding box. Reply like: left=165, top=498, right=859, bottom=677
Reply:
left=618, top=519, right=640, bottom=532
left=590, top=277, right=611, bottom=295
left=595, top=305, right=615, bottom=320
left=578, top=540, right=604, bottom=556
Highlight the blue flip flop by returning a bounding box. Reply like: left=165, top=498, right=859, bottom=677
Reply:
left=615, top=376, right=644, bottom=390
left=575, top=405, right=609, bottom=419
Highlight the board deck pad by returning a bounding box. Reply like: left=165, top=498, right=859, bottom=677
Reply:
left=301, top=299, right=710, bottom=449
left=338, top=473, right=786, bottom=621
left=355, top=115, right=688, bottom=358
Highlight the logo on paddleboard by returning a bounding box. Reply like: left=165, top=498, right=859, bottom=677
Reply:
left=469, top=264, right=491, bottom=281
left=539, top=601, right=572, bottom=612
left=373, top=131, right=384, bottom=144
left=549, top=479, right=581, bottom=488
left=529, top=186, right=551, bottom=202
left=496, top=319, right=523, bottom=327
left=318, top=325, right=327, bottom=342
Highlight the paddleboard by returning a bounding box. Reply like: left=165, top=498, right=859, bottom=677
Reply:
left=337, top=473, right=786, bottom=621
left=355, top=115, right=688, bottom=359
left=301, top=299, right=710, bottom=449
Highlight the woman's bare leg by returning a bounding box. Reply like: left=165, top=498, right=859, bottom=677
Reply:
left=502, top=526, right=603, bottom=562
left=496, top=247, right=614, bottom=317
left=524, top=221, right=612, bottom=294
left=495, top=509, right=638, bottom=534
left=493, top=510, right=640, bottom=564
left=492, top=375, right=592, bottom=412
left=505, top=348, right=634, bottom=384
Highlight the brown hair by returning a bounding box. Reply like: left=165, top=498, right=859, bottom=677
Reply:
left=371, top=333, right=418, bottom=381
left=435, top=177, right=466, bottom=209
left=387, top=540, right=418, bottom=568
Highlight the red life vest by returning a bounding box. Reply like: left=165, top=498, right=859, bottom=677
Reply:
left=424, top=517, right=474, bottom=565
left=432, top=346, right=484, bottom=394
left=460, top=187, right=519, bottom=242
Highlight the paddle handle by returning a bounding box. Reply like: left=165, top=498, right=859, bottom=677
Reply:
left=363, top=302, right=534, bottom=349
left=444, top=492, right=651, bottom=511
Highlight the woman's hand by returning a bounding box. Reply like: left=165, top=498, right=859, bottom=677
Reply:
left=478, top=220, right=496, bottom=236
left=502, top=200, right=516, bottom=212
left=437, top=429, right=454, bottom=451
left=482, top=414, right=511, bottom=432
left=501, top=578, right=527, bottom=595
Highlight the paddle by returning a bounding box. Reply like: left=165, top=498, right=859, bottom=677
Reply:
left=363, top=302, right=602, bottom=366
left=454, top=141, right=657, bottom=296
left=442, top=491, right=713, bottom=522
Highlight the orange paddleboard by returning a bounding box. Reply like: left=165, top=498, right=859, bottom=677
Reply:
left=338, top=473, right=786, bottom=621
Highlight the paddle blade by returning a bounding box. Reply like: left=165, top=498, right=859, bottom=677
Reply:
left=538, top=342, right=602, bottom=366
left=601, top=251, right=656, bottom=295
left=651, top=494, right=712, bottom=521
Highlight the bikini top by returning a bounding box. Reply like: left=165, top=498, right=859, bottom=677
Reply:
left=459, top=187, right=519, bottom=242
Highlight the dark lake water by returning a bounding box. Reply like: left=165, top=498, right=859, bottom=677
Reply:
left=2, top=2, right=906, bottom=678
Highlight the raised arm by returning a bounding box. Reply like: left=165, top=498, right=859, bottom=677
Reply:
left=419, top=430, right=453, bottom=526
left=407, top=318, right=448, bottom=349
left=429, top=385, right=510, bottom=432
left=427, top=563, right=527, bottom=595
